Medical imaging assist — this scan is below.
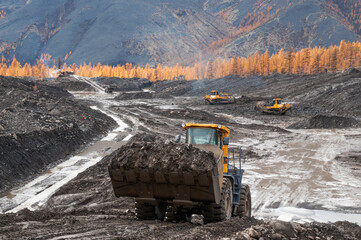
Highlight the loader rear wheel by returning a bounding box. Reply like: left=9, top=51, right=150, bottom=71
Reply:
left=203, top=178, right=233, bottom=223
left=135, top=201, right=166, bottom=221
left=237, top=184, right=251, bottom=217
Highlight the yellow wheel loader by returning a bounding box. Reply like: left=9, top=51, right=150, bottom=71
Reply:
left=256, top=98, right=291, bottom=115
left=108, top=123, right=251, bottom=223
left=204, top=90, right=235, bottom=105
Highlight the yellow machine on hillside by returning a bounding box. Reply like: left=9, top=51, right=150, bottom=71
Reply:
left=108, top=123, right=251, bottom=223
left=204, top=90, right=235, bottom=105
left=256, top=98, right=292, bottom=115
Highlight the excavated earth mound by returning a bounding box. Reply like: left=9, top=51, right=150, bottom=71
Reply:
left=0, top=76, right=117, bottom=193
left=52, top=76, right=95, bottom=91
left=115, top=91, right=153, bottom=100
left=96, top=77, right=151, bottom=92
left=288, top=115, right=360, bottom=129
left=109, top=134, right=217, bottom=173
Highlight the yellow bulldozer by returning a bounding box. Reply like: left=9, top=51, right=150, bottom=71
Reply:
left=255, top=98, right=292, bottom=115
left=108, top=123, right=251, bottom=223
left=204, top=90, right=235, bottom=105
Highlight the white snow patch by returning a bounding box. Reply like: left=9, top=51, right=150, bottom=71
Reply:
left=156, top=105, right=181, bottom=110
left=123, top=134, right=133, bottom=141
left=258, top=207, right=361, bottom=226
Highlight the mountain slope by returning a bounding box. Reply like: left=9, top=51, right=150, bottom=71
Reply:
left=0, top=0, right=360, bottom=66
left=208, top=0, right=360, bottom=58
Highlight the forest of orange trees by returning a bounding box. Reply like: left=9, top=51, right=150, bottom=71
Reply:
left=0, top=40, right=360, bottom=81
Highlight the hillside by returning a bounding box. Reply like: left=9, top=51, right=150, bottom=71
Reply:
left=0, top=0, right=360, bottom=66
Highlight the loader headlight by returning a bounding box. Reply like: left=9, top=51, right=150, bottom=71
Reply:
left=181, top=123, right=186, bottom=128
left=218, top=124, right=222, bottom=129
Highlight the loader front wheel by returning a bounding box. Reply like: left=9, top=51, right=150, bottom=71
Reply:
left=135, top=201, right=166, bottom=221
left=203, top=178, right=233, bottom=223
left=237, top=184, right=251, bottom=217
left=135, top=201, right=156, bottom=220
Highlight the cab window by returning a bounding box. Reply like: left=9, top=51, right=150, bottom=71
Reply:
left=186, top=128, right=218, bottom=145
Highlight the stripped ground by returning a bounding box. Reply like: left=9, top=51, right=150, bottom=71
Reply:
left=1, top=71, right=361, bottom=239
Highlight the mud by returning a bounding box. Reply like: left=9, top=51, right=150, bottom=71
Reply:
left=109, top=134, right=216, bottom=172
left=1, top=70, right=361, bottom=239
left=1, top=151, right=359, bottom=239
left=0, top=76, right=117, bottom=193
left=289, top=115, right=360, bottom=129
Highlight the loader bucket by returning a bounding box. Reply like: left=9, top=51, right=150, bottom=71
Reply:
left=108, top=145, right=224, bottom=204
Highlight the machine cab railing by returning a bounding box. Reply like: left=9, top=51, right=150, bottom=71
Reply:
left=227, top=147, right=242, bottom=173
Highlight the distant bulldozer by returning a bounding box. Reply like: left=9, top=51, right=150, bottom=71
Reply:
left=256, top=98, right=292, bottom=115
left=204, top=90, right=235, bottom=105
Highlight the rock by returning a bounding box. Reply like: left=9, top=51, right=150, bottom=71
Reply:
left=270, top=233, right=284, bottom=240
left=234, top=232, right=251, bottom=240
left=248, top=227, right=260, bottom=238
left=269, top=220, right=296, bottom=238
left=0, top=124, right=4, bottom=131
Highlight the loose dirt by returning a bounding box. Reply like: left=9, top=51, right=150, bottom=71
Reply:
left=109, top=134, right=216, bottom=172
left=0, top=76, right=116, bottom=194
left=51, top=76, right=96, bottom=91
left=96, top=77, right=151, bottom=92
left=1, top=70, right=361, bottom=239
left=289, top=115, right=360, bottom=129
left=115, top=91, right=153, bottom=100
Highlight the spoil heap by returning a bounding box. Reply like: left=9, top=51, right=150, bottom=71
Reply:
left=0, top=76, right=116, bottom=193
left=289, top=115, right=360, bottom=129
left=115, top=91, right=153, bottom=100
left=109, top=134, right=216, bottom=173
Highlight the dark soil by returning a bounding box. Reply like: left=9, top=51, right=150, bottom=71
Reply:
left=0, top=76, right=117, bottom=193
left=52, top=76, right=95, bottom=91
left=0, top=146, right=359, bottom=239
left=145, top=69, right=361, bottom=123
left=288, top=115, right=360, bottom=129
left=1, top=70, right=361, bottom=239
left=96, top=77, right=151, bottom=92
left=115, top=91, right=153, bottom=100
left=109, top=134, right=216, bottom=172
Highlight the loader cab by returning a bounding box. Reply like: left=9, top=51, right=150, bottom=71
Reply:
left=266, top=98, right=282, bottom=107
left=274, top=98, right=282, bottom=105
left=185, top=127, right=223, bottom=149
left=210, top=90, right=219, bottom=96
left=183, top=123, right=230, bottom=173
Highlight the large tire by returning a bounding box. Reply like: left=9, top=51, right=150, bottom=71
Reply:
left=135, top=200, right=166, bottom=221
left=237, top=184, right=251, bottom=217
left=135, top=201, right=156, bottom=220
left=203, top=178, right=233, bottom=223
